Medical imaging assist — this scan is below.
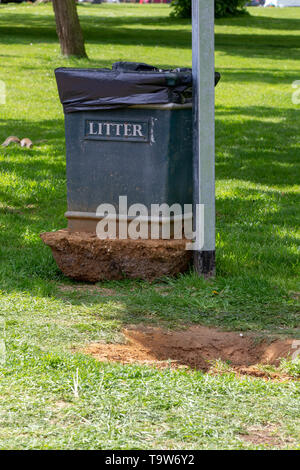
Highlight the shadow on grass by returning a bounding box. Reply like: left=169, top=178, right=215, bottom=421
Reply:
left=216, top=106, right=300, bottom=186
left=0, top=11, right=300, bottom=61
left=218, top=68, right=300, bottom=85
left=0, top=117, right=64, bottom=141
left=216, top=37, right=300, bottom=61
left=218, top=12, right=300, bottom=31
left=0, top=12, right=190, bottom=48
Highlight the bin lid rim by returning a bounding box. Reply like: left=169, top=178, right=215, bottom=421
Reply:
left=54, top=67, right=192, bottom=78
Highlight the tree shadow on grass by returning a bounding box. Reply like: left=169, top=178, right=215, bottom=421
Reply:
left=215, top=105, right=300, bottom=187
left=0, top=11, right=300, bottom=62
left=218, top=67, right=300, bottom=85
left=0, top=12, right=191, bottom=48
left=218, top=12, right=300, bottom=31
left=215, top=36, right=300, bottom=61
left=0, top=117, right=65, bottom=143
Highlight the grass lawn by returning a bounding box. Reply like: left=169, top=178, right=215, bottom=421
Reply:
left=0, top=3, right=299, bottom=450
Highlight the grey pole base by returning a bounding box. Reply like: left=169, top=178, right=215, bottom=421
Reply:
left=194, top=251, right=215, bottom=278
left=192, top=0, right=216, bottom=278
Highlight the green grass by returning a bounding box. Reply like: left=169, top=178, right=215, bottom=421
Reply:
left=0, top=3, right=299, bottom=449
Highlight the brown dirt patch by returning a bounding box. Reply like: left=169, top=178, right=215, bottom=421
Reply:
left=239, top=425, right=294, bottom=448
left=84, top=325, right=296, bottom=376
left=41, top=230, right=192, bottom=282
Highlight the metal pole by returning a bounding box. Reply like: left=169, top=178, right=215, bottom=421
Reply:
left=192, top=0, right=215, bottom=277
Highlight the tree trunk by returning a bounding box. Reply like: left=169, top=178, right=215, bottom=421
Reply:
left=52, top=0, right=87, bottom=58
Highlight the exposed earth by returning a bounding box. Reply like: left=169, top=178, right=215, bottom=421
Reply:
left=41, top=230, right=192, bottom=282
left=84, top=325, right=297, bottom=379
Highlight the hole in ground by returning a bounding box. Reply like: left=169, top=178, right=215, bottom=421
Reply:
left=83, top=326, right=296, bottom=377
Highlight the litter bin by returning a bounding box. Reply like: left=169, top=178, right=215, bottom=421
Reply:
left=42, top=63, right=220, bottom=282
left=55, top=62, right=220, bottom=235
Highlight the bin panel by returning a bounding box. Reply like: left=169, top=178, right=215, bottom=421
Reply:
left=65, top=106, right=193, bottom=216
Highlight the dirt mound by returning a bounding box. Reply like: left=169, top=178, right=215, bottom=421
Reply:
left=41, top=230, right=192, bottom=282
left=84, top=326, right=295, bottom=375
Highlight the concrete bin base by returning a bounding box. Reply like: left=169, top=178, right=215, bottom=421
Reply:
left=41, top=230, right=192, bottom=282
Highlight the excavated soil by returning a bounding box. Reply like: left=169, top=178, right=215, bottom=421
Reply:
left=84, top=325, right=296, bottom=378
left=41, top=230, right=192, bottom=282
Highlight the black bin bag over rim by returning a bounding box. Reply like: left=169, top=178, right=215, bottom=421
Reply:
left=55, top=62, right=221, bottom=114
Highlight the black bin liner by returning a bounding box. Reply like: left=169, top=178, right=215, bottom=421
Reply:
left=55, top=62, right=221, bottom=114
